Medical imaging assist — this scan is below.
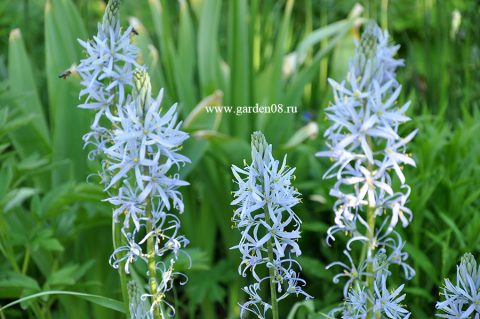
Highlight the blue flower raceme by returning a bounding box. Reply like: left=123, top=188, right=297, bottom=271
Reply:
left=76, top=0, right=138, bottom=144
left=76, top=2, right=190, bottom=318
left=106, top=70, right=190, bottom=317
left=436, top=253, right=480, bottom=319
left=317, top=22, right=414, bottom=318
left=231, top=131, right=311, bottom=319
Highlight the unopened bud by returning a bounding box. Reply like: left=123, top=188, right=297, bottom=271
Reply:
left=102, top=0, right=121, bottom=29
left=133, top=68, right=151, bottom=113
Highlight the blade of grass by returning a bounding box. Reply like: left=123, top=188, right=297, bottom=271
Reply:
left=8, top=29, right=50, bottom=156
left=228, top=0, right=250, bottom=140
left=0, top=290, right=125, bottom=313
left=149, top=0, right=177, bottom=102
left=175, top=0, right=197, bottom=116
left=197, top=0, right=223, bottom=100
left=45, top=0, right=90, bottom=184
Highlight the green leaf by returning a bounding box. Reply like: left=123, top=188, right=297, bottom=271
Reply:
left=0, top=271, right=40, bottom=291
left=404, top=287, right=435, bottom=302
left=405, top=243, right=437, bottom=281
left=0, top=160, right=14, bottom=197
left=175, top=0, right=197, bottom=115
left=297, top=256, right=331, bottom=280
left=7, top=29, right=51, bottom=159
left=283, top=122, right=319, bottom=149
left=17, top=154, right=49, bottom=171
left=0, top=290, right=125, bottom=313
left=438, top=211, right=466, bottom=249
left=302, top=221, right=328, bottom=233
left=149, top=0, right=177, bottom=102
left=39, top=238, right=64, bottom=252
left=197, top=0, right=223, bottom=96
left=174, top=248, right=210, bottom=272
left=286, top=300, right=315, bottom=319
left=2, top=188, right=38, bottom=212
left=296, top=19, right=352, bottom=59
left=185, top=260, right=236, bottom=304
left=227, top=0, right=251, bottom=140
left=46, top=261, right=94, bottom=287
left=45, top=0, right=90, bottom=183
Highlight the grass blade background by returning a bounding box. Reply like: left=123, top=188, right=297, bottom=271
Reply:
left=7, top=29, right=50, bottom=159
left=45, top=0, right=90, bottom=184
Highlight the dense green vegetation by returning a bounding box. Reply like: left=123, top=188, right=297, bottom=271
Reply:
left=0, top=0, right=478, bottom=318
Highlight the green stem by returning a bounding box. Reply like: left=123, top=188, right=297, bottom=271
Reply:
left=30, top=302, right=46, bottom=319
left=364, top=135, right=379, bottom=319
left=368, top=0, right=376, bottom=21
left=145, top=199, right=162, bottom=319
left=113, top=220, right=131, bottom=318
left=22, top=245, right=30, bottom=274
left=108, top=63, right=130, bottom=318
left=365, top=204, right=376, bottom=319
left=263, top=205, right=279, bottom=319
left=381, top=0, right=389, bottom=29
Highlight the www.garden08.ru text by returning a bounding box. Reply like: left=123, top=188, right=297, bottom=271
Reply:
left=205, top=103, right=298, bottom=116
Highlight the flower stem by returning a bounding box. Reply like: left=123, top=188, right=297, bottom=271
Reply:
left=21, top=245, right=30, bottom=274
left=145, top=199, right=162, bottom=319
left=363, top=136, right=380, bottom=319
left=365, top=203, right=376, bottom=319
left=381, top=0, right=389, bottom=30
left=263, top=205, right=279, bottom=319
left=113, top=220, right=131, bottom=318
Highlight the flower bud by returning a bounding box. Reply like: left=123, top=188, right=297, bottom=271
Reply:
left=102, top=0, right=121, bottom=29
left=133, top=68, right=152, bottom=115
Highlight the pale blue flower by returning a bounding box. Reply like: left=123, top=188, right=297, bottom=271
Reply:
left=239, top=283, right=272, bottom=319
left=373, top=275, right=410, bottom=319
left=328, top=254, right=410, bottom=319
left=110, top=229, right=146, bottom=274
left=231, top=131, right=311, bottom=318
left=317, top=22, right=415, bottom=318
left=77, top=1, right=190, bottom=316
left=343, top=284, right=368, bottom=319
left=327, top=250, right=369, bottom=297
left=140, top=259, right=187, bottom=317
left=436, top=253, right=480, bottom=318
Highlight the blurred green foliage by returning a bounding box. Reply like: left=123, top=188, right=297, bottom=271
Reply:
left=0, top=0, right=479, bottom=318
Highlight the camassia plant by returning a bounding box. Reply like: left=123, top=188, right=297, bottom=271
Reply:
left=230, top=131, right=312, bottom=319
left=436, top=253, right=480, bottom=318
left=317, top=22, right=416, bottom=318
left=75, top=1, right=190, bottom=318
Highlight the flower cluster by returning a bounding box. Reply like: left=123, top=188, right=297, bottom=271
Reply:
left=107, top=67, right=190, bottom=274
left=436, top=253, right=480, bottom=318
left=231, top=131, right=311, bottom=319
left=76, top=0, right=138, bottom=156
left=76, top=1, right=190, bottom=317
left=317, top=22, right=415, bottom=318
left=329, top=251, right=410, bottom=319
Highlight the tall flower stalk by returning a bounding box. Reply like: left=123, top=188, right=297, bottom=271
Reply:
left=75, top=1, right=190, bottom=318
left=436, top=253, right=480, bottom=318
left=317, top=22, right=415, bottom=319
left=231, top=131, right=312, bottom=319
